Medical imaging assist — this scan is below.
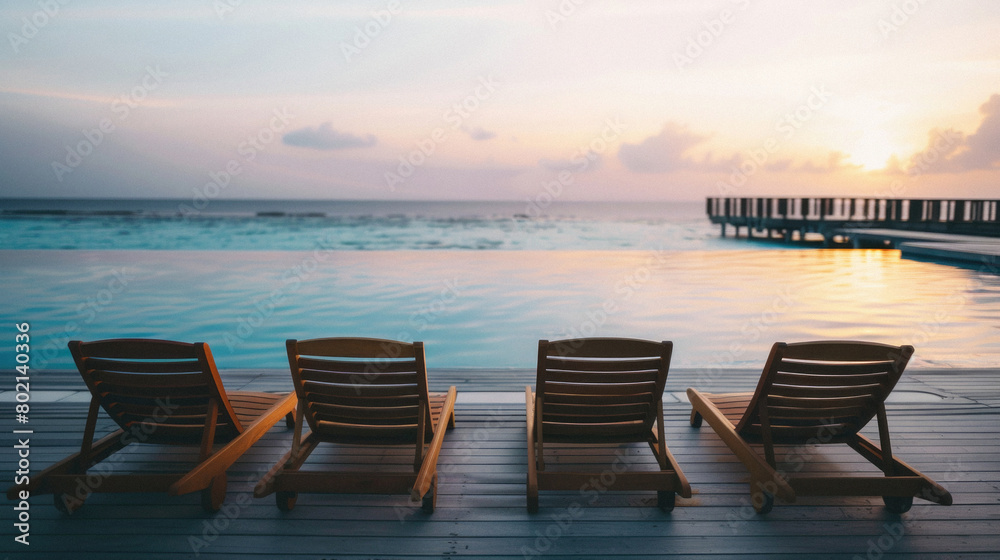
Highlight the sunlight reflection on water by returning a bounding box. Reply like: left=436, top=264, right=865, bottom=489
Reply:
left=4, top=248, right=998, bottom=370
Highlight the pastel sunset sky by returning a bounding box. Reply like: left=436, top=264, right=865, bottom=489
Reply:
left=1, top=0, right=998, bottom=201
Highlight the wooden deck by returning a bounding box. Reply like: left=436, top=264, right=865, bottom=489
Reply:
left=3, top=367, right=999, bottom=559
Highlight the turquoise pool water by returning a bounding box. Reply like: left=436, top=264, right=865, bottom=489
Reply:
left=5, top=247, right=998, bottom=370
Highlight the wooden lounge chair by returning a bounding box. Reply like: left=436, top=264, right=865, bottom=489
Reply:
left=687, top=341, right=953, bottom=514
left=254, top=337, right=457, bottom=512
left=526, top=338, right=691, bottom=512
left=6, top=339, right=296, bottom=513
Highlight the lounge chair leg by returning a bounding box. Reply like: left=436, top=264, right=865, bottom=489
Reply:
left=284, top=411, right=295, bottom=429
left=527, top=491, right=539, bottom=514
left=883, top=495, right=913, bottom=514
left=421, top=474, right=437, bottom=513
left=657, top=490, right=675, bottom=512
left=201, top=473, right=227, bottom=512
left=751, top=483, right=774, bottom=514
left=690, top=409, right=702, bottom=428
left=276, top=491, right=298, bottom=512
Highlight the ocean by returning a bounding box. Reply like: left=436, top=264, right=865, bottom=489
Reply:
left=3, top=198, right=998, bottom=371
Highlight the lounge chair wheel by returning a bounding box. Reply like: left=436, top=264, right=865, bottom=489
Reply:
left=276, top=491, right=298, bottom=511
left=752, top=491, right=774, bottom=514
left=657, top=490, right=676, bottom=512
left=54, top=493, right=83, bottom=514
left=883, top=495, right=913, bottom=514
left=690, top=410, right=702, bottom=428
left=201, top=474, right=227, bottom=512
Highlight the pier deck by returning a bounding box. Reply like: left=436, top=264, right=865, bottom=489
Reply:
left=3, top=367, right=998, bottom=559
left=707, top=197, right=1000, bottom=243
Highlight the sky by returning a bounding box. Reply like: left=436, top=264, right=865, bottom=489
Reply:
left=1, top=0, right=998, bottom=202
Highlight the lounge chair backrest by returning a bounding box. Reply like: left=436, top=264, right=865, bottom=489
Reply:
left=536, top=338, right=671, bottom=442
left=286, top=337, right=431, bottom=444
left=69, top=339, right=244, bottom=443
left=737, top=341, right=913, bottom=441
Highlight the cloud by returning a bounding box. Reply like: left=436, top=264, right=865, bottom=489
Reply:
left=282, top=123, right=377, bottom=150
left=539, top=151, right=602, bottom=173
left=901, top=93, right=1000, bottom=173
left=617, top=123, right=709, bottom=173
left=464, top=126, right=497, bottom=141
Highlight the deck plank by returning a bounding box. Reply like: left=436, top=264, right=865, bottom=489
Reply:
left=2, top=367, right=998, bottom=559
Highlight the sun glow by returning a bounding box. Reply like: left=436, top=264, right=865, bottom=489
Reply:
left=848, top=130, right=899, bottom=170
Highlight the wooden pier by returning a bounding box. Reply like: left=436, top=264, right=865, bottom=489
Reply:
left=706, top=197, right=1000, bottom=244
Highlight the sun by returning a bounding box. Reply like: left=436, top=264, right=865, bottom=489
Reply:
left=848, top=130, right=898, bottom=170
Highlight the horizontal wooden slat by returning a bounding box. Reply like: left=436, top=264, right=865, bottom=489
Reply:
left=298, top=367, right=419, bottom=385
left=778, top=360, right=894, bottom=375
left=781, top=341, right=910, bottom=362
left=297, top=357, right=419, bottom=375
left=543, top=381, right=657, bottom=396
left=544, top=356, right=662, bottom=373
left=768, top=383, right=882, bottom=399
left=543, top=337, right=668, bottom=358
left=308, top=402, right=420, bottom=421
left=545, top=392, right=654, bottom=406
left=89, top=369, right=209, bottom=389
left=84, top=357, right=203, bottom=374
left=304, top=392, right=421, bottom=408
left=544, top=401, right=651, bottom=418
left=772, top=371, right=889, bottom=387
left=74, top=338, right=201, bottom=360
left=293, top=337, right=417, bottom=359
left=541, top=369, right=659, bottom=384
left=543, top=413, right=649, bottom=425
left=92, top=383, right=213, bottom=401
left=765, top=394, right=875, bottom=409
left=302, top=382, right=420, bottom=399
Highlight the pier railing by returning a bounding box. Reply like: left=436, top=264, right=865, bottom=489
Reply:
left=706, top=197, right=1000, bottom=241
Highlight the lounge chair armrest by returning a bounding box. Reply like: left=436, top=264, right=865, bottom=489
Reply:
left=170, top=392, right=297, bottom=496
left=411, top=386, right=457, bottom=501
left=686, top=388, right=795, bottom=503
